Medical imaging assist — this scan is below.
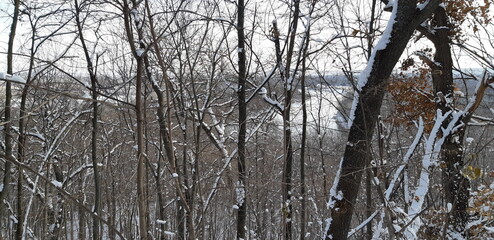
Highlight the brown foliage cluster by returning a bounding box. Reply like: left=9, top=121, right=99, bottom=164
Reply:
left=417, top=172, right=494, bottom=239
left=418, top=208, right=448, bottom=239
left=468, top=171, right=494, bottom=239
left=443, top=0, right=492, bottom=41
left=386, top=67, right=436, bottom=132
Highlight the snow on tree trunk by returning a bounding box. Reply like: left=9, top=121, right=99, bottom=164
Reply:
left=325, top=1, right=440, bottom=239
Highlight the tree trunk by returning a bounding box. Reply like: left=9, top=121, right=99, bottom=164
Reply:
left=135, top=55, right=149, bottom=240
left=275, top=1, right=301, bottom=238
left=121, top=1, right=149, bottom=238
left=78, top=201, right=86, bottom=239
left=325, top=1, right=439, bottom=239
left=418, top=6, right=470, bottom=236
left=48, top=163, right=64, bottom=240
left=433, top=8, right=469, bottom=237
left=236, top=0, right=248, bottom=238
left=365, top=1, right=377, bottom=239
left=74, top=1, right=102, bottom=238
left=90, top=65, right=101, bottom=240
left=142, top=1, right=194, bottom=238
left=1, top=1, right=20, bottom=237
left=299, top=2, right=314, bottom=237
left=123, top=1, right=154, bottom=239
left=109, top=181, right=117, bottom=240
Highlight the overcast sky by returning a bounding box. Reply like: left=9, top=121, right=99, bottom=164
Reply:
left=0, top=1, right=489, bottom=78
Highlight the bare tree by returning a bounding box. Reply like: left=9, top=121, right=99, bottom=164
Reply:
left=3, top=0, right=494, bottom=239
left=74, top=1, right=102, bottom=238
left=120, top=0, right=150, bottom=238
left=0, top=2, right=20, bottom=238
left=298, top=2, right=316, bottom=238
left=236, top=0, right=248, bottom=238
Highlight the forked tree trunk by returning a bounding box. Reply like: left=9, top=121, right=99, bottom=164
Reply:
left=121, top=1, right=149, bottom=238
left=325, top=1, right=439, bottom=239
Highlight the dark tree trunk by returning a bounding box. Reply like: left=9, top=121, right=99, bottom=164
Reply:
left=48, top=164, right=64, bottom=240
left=236, top=0, right=248, bottom=238
left=299, top=71, right=307, bottom=240
left=418, top=6, right=470, bottom=236
left=121, top=1, right=149, bottom=238
left=109, top=181, right=117, bottom=240
left=365, top=1, right=377, bottom=239
left=325, top=1, right=439, bottom=239
left=74, top=1, right=102, bottom=238
left=275, top=1, right=301, bottom=238
left=433, top=9, right=469, bottom=236
left=299, top=2, right=315, bottom=238
left=142, top=1, right=193, bottom=239
left=1, top=2, right=20, bottom=237
left=135, top=53, right=149, bottom=240
left=78, top=202, right=86, bottom=239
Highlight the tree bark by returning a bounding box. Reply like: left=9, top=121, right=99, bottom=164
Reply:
left=325, top=1, right=439, bottom=239
left=135, top=53, right=148, bottom=240
left=142, top=1, right=194, bottom=238
left=1, top=1, right=20, bottom=237
left=78, top=198, right=86, bottom=239
left=418, top=6, right=470, bottom=236
left=365, top=1, right=377, bottom=239
left=299, top=2, right=314, bottom=238
left=74, top=1, right=102, bottom=238
left=276, top=1, right=301, bottom=238
left=121, top=1, right=149, bottom=238
left=236, top=0, right=247, bottom=238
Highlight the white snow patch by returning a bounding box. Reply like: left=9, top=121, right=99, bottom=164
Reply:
left=156, top=219, right=166, bottom=225
left=328, top=158, right=344, bottom=209
left=136, top=48, right=145, bottom=57
left=235, top=181, right=245, bottom=207
left=286, top=76, right=293, bottom=91
left=51, top=180, right=62, bottom=188
left=405, top=110, right=464, bottom=239
left=454, top=90, right=465, bottom=97
left=0, top=72, right=26, bottom=83
left=385, top=0, right=394, bottom=9
left=82, top=91, right=91, bottom=99
left=164, top=231, right=175, bottom=236
left=324, top=218, right=333, bottom=239
left=417, top=0, right=431, bottom=10
left=259, top=88, right=284, bottom=111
